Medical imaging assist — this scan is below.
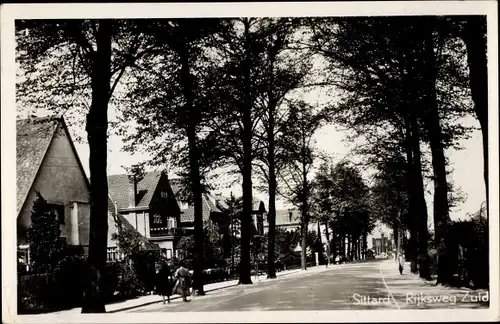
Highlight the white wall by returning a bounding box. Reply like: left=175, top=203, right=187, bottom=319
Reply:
left=18, top=125, right=90, bottom=246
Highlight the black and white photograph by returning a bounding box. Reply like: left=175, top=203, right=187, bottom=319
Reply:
left=1, top=1, right=498, bottom=323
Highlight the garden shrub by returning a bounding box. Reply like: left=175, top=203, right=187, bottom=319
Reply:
left=52, top=255, right=87, bottom=309
left=18, top=273, right=53, bottom=314
left=102, top=262, right=121, bottom=302
left=116, top=261, right=143, bottom=298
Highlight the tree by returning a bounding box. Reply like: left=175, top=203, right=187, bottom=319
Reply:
left=327, top=162, right=374, bottom=262
left=205, top=18, right=271, bottom=284
left=27, top=191, right=66, bottom=274
left=118, top=18, right=230, bottom=296
left=458, top=16, right=488, bottom=217
left=225, top=193, right=243, bottom=272
left=16, top=19, right=153, bottom=312
left=311, top=159, right=336, bottom=263
left=308, top=16, right=475, bottom=280
left=370, top=157, right=410, bottom=260
left=278, top=100, right=330, bottom=270
left=176, top=220, right=224, bottom=269
left=251, top=18, right=314, bottom=279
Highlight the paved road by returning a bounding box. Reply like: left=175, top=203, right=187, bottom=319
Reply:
left=132, top=260, right=397, bottom=312
left=130, top=259, right=488, bottom=312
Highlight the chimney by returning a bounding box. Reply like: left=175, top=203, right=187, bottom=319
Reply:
left=128, top=175, right=138, bottom=208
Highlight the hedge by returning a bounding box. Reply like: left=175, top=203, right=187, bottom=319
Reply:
left=18, top=255, right=157, bottom=314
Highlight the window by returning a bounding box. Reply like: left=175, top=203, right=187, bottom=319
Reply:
left=167, top=217, right=176, bottom=229
left=107, top=247, right=119, bottom=262
left=166, top=249, right=172, bottom=259
left=48, top=204, right=65, bottom=225
left=153, top=214, right=162, bottom=224
left=160, top=191, right=168, bottom=199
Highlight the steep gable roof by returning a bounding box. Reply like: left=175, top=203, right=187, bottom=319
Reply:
left=252, top=198, right=266, bottom=213
left=107, top=199, right=159, bottom=251
left=16, top=116, right=89, bottom=214
left=180, top=194, right=214, bottom=223
left=108, top=171, right=162, bottom=210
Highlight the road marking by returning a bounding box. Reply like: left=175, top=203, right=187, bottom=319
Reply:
left=379, top=266, right=401, bottom=310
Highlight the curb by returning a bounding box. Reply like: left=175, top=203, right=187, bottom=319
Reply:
left=107, top=282, right=239, bottom=313
left=108, top=267, right=308, bottom=313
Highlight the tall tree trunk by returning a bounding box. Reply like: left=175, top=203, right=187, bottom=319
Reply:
left=300, top=126, right=309, bottom=270
left=410, top=112, right=431, bottom=280
left=82, top=20, right=112, bottom=314
left=266, top=60, right=278, bottom=279
left=179, top=39, right=205, bottom=295
left=421, top=23, right=450, bottom=282
left=347, top=235, right=352, bottom=261
left=342, top=234, right=346, bottom=259
left=267, top=159, right=277, bottom=279
left=301, top=218, right=308, bottom=270
left=461, top=16, right=488, bottom=218
left=404, top=114, right=419, bottom=274
left=329, top=226, right=336, bottom=263
left=362, top=232, right=367, bottom=260
left=239, top=18, right=253, bottom=285
left=393, top=221, right=399, bottom=261
left=358, top=236, right=362, bottom=260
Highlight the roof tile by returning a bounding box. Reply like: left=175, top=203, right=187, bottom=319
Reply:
left=108, top=171, right=162, bottom=210
left=16, top=117, right=59, bottom=214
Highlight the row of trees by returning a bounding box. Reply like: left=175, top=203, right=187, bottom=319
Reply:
left=307, top=16, right=488, bottom=284
left=16, top=15, right=487, bottom=312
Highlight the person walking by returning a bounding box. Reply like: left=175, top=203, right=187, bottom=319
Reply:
left=156, top=260, right=173, bottom=304
left=173, top=262, right=192, bottom=302
left=398, top=253, right=404, bottom=275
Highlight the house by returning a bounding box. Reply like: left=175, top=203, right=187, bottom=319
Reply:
left=106, top=198, right=160, bottom=262
left=263, top=208, right=301, bottom=233
left=252, top=199, right=267, bottom=236
left=107, top=171, right=181, bottom=259
left=17, top=116, right=91, bottom=263
left=174, top=187, right=266, bottom=238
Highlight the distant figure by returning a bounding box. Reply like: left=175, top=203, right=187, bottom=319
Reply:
left=173, top=262, right=191, bottom=302
left=156, top=261, right=173, bottom=304
left=398, top=253, right=404, bottom=275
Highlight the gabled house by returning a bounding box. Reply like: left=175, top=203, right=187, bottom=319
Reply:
left=106, top=197, right=160, bottom=262
left=252, top=199, right=267, bottom=236
left=107, top=171, right=181, bottom=259
left=176, top=193, right=230, bottom=232
left=17, top=116, right=91, bottom=263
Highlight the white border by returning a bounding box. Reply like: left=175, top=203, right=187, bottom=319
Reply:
left=1, top=1, right=499, bottom=323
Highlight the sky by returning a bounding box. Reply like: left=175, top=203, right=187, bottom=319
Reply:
left=71, top=110, right=487, bottom=225
left=14, top=14, right=488, bottom=231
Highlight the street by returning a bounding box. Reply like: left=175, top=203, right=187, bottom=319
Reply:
left=130, top=259, right=489, bottom=312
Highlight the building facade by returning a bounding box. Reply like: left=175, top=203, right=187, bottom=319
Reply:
left=108, top=171, right=181, bottom=259
left=17, top=117, right=91, bottom=264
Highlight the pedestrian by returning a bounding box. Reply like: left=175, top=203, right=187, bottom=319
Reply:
left=173, top=261, right=191, bottom=302
left=398, top=253, right=404, bottom=275
left=156, top=260, right=173, bottom=304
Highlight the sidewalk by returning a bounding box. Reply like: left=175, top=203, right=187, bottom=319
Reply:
left=51, top=264, right=331, bottom=315
left=379, top=259, right=489, bottom=309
